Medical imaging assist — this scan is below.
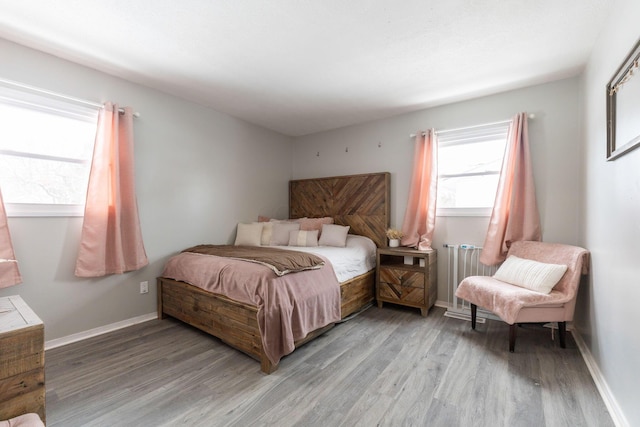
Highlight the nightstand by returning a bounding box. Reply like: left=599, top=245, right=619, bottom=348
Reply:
left=376, top=247, right=437, bottom=316
left=0, top=295, right=45, bottom=423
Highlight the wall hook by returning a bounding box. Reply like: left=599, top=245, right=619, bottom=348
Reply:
left=345, top=147, right=349, bottom=153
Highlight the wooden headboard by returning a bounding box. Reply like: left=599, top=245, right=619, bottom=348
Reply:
left=289, top=172, right=390, bottom=247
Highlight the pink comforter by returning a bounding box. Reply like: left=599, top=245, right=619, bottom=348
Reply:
left=162, top=251, right=341, bottom=365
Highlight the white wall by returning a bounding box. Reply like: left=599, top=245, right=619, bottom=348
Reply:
left=578, top=0, right=640, bottom=425
left=0, top=38, right=293, bottom=341
left=293, top=77, right=583, bottom=304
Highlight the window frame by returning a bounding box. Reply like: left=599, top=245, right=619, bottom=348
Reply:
left=435, top=121, right=510, bottom=217
left=0, top=79, right=100, bottom=217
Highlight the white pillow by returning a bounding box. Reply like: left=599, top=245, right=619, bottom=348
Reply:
left=269, top=222, right=300, bottom=246
left=318, top=224, right=350, bottom=247
left=288, top=230, right=319, bottom=247
left=234, top=222, right=263, bottom=246
left=493, top=255, right=568, bottom=294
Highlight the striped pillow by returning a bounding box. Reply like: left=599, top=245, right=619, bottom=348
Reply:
left=288, top=230, right=319, bottom=247
left=493, top=255, right=567, bottom=294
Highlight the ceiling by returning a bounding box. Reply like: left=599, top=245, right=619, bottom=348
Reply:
left=0, top=0, right=614, bottom=137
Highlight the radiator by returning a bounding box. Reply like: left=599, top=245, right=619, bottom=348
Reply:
left=443, top=244, right=498, bottom=322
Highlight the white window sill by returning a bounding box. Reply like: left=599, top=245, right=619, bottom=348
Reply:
left=5, top=203, right=84, bottom=217
left=436, top=207, right=492, bottom=217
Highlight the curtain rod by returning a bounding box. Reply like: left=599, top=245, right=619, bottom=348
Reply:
left=409, top=113, right=535, bottom=138
left=0, top=77, right=140, bottom=118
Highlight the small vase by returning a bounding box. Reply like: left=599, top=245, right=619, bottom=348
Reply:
left=389, top=239, right=400, bottom=247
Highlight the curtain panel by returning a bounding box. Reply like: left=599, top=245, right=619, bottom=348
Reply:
left=480, top=113, right=541, bottom=266
left=75, top=103, right=148, bottom=277
left=0, top=187, right=21, bottom=288
left=400, top=130, right=438, bottom=251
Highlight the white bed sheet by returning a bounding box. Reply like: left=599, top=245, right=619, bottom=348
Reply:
left=278, top=234, right=376, bottom=283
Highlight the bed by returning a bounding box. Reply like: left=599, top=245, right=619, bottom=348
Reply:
left=157, top=172, right=390, bottom=373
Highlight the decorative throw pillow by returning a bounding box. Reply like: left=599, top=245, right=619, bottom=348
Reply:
left=269, top=222, right=300, bottom=246
left=234, top=222, right=263, bottom=246
left=493, top=255, right=568, bottom=294
left=299, top=217, right=334, bottom=236
left=288, top=230, right=319, bottom=247
left=256, top=222, right=274, bottom=245
left=318, top=224, right=350, bottom=247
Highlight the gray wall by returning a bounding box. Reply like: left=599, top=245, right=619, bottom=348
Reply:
left=579, top=0, right=640, bottom=424
left=293, top=77, right=584, bottom=307
left=3, top=11, right=639, bottom=423
left=0, top=38, right=293, bottom=342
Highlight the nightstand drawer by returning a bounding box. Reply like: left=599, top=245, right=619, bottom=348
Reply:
left=378, top=281, right=425, bottom=304
left=379, top=267, right=424, bottom=288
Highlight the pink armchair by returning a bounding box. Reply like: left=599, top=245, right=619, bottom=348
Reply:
left=455, top=241, right=589, bottom=352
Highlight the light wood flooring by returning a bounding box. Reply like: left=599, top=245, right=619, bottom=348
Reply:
left=45, top=306, right=614, bottom=426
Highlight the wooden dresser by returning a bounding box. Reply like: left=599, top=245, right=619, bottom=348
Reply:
left=0, top=295, right=45, bottom=423
left=376, top=247, right=437, bottom=316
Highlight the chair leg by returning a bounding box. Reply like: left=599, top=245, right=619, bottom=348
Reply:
left=471, top=304, right=477, bottom=330
left=558, top=321, right=567, bottom=348
left=509, top=324, right=517, bottom=352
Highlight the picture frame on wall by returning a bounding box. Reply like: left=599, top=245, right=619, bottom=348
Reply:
left=606, top=38, right=640, bottom=161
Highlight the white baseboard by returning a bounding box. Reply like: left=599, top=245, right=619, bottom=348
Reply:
left=572, top=330, right=629, bottom=427
left=45, top=312, right=158, bottom=350
left=435, top=300, right=449, bottom=309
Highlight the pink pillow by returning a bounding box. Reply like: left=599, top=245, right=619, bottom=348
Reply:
left=258, top=216, right=304, bottom=223
left=1, top=413, right=45, bottom=427
left=299, top=217, right=334, bottom=235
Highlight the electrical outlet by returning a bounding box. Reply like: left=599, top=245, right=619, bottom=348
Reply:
left=140, top=281, right=149, bottom=294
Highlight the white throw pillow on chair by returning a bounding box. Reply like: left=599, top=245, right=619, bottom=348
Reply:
left=493, top=255, right=567, bottom=294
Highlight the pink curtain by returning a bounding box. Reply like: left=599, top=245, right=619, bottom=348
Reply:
left=75, top=103, right=148, bottom=277
left=400, top=130, right=438, bottom=250
left=0, top=187, right=22, bottom=288
left=480, top=113, right=541, bottom=266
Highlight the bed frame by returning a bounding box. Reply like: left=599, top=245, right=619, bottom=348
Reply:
left=157, top=172, right=390, bottom=373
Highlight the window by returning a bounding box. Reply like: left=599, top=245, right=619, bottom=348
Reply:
left=0, top=81, right=99, bottom=217
left=436, top=121, right=510, bottom=216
